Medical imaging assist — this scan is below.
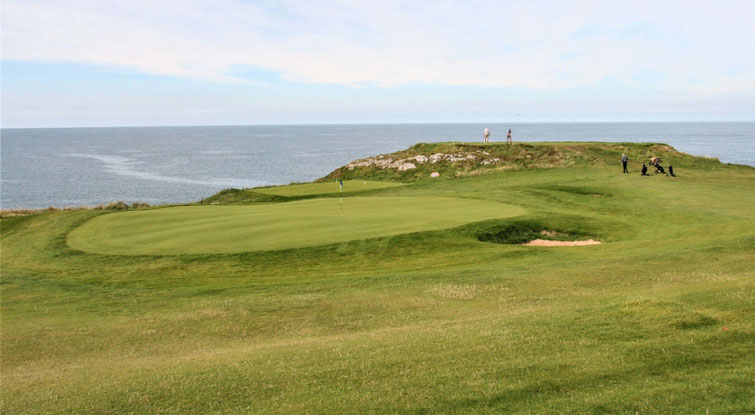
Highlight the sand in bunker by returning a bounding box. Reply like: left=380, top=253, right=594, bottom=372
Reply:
left=524, top=239, right=602, bottom=247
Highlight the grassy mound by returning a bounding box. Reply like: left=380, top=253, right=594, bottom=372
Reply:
left=67, top=196, right=524, bottom=255
left=475, top=218, right=594, bottom=244
left=322, top=141, right=726, bottom=182
left=2, top=142, right=753, bottom=414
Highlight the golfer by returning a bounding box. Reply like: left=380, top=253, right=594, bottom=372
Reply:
left=507, top=129, right=512, bottom=144
left=483, top=128, right=491, bottom=144
left=621, top=153, right=629, bottom=173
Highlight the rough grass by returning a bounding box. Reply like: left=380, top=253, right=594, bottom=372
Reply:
left=475, top=218, right=594, bottom=244
left=0, top=200, right=152, bottom=218
left=1, top=142, right=754, bottom=414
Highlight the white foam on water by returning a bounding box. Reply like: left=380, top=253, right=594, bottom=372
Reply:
left=66, top=153, right=260, bottom=189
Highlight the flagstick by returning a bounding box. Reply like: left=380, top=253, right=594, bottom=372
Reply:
left=339, top=181, right=343, bottom=210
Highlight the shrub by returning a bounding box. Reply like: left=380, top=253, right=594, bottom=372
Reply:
left=131, top=201, right=151, bottom=209
left=0, top=207, right=58, bottom=218
left=105, top=200, right=129, bottom=210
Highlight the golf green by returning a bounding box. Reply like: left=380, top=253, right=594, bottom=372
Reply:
left=67, top=196, right=524, bottom=255
left=252, top=180, right=402, bottom=196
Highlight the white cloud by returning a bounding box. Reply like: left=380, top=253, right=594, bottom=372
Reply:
left=2, top=0, right=754, bottom=92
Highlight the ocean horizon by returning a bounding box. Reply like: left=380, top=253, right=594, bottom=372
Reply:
left=2, top=121, right=754, bottom=210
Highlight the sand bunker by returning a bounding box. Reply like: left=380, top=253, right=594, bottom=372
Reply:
left=523, top=239, right=602, bottom=247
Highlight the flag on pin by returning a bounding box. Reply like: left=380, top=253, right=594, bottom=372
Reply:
left=338, top=179, right=344, bottom=210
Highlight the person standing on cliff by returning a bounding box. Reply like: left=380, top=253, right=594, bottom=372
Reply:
left=483, top=128, right=490, bottom=144
left=507, top=129, right=512, bottom=144
left=621, top=153, right=629, bottom=173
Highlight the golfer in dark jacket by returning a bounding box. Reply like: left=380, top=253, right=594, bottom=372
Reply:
left=621, top=153, right=629, bottom=173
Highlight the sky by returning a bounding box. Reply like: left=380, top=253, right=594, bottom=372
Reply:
left=2, top=0, right=754, bottom=127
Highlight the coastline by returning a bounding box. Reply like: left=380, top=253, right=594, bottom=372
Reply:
left=3, top=140, right=753, bottom=213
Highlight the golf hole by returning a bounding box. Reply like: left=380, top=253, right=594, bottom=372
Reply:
left=68, top=196, right=525, bottom=255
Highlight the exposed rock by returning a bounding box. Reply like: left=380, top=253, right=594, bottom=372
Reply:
left=397, top=162, right=416, bottom=171
left=347, top=151, right=495, bottom=171
left=430, top=172, right=440, bottom=178
left=374, top=158, right=395, bottom=168
left=344, top=150, right=510, bottom=173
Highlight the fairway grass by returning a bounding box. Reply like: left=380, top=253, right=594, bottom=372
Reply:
left=2, top=143, right=754, bottom=414
left=252, top=180, right=403, bottom=197
left=67, top=196, right=524, bottom=255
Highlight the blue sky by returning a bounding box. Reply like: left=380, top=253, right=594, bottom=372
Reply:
left=2, top=0, right=754, bottom=127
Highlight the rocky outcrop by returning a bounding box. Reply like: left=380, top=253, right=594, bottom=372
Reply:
left=322, top=141, right=696, bottom=183
left=345, top=150, right=501, bottom=172
left=397, top=162, right=416, bottom=171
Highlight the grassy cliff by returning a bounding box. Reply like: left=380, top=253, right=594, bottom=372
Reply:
left=2, top=142, right=753, bottom=414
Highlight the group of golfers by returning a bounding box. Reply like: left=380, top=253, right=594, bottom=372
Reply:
left=622, top=153, right=676, bottom=177
left=481, top=129, right=676, bottom=177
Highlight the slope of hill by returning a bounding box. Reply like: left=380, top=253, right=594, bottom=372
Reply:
left=2, top=142, right=753, bottom=414
left=321, top=141, right=728, bottom=182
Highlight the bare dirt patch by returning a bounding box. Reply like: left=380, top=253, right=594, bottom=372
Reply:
left=523, top=239, right=602, bottom=247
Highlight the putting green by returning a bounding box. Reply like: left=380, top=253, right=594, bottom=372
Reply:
left=67, top=196, right=524, bottom=255
left=253, top=180, right=402, bottom=197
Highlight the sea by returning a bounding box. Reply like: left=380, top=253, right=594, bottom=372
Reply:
left=1, top=122, right=753, bottom=209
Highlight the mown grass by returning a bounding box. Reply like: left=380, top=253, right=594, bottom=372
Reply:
left=1, top=143, right=754, bottom=414
left=252, top=180, right=403, bottom=197
left=66, top=197, right=523, bottom=255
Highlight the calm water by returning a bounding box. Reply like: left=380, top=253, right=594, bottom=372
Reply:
left=1, top=122, right=753, bottom=209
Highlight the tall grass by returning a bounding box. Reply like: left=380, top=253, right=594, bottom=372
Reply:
left=1, top=201, right=152, bottom=218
